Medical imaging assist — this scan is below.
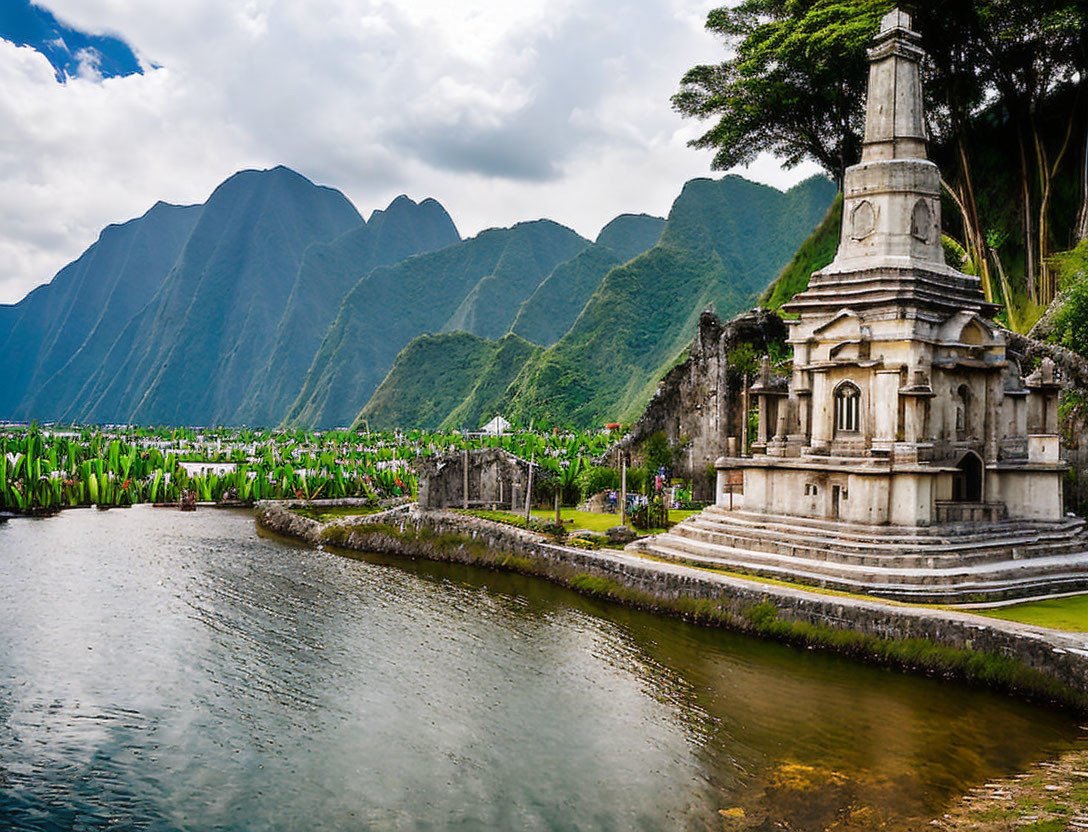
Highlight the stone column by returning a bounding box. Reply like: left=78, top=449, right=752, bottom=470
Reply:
left=810, top=370, right=832, bottom=451
left=873, top=370, right=901, bottom=449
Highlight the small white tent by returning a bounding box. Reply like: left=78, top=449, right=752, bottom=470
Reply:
left=480, top=415, right=512, bottom=435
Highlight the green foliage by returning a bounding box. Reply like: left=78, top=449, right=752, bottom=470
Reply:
left=642, top=431, right=675, bottom=475
left=673, top=0, right=889, bottom=182
left=505, top=175, right=835, bottom=427
left=726, top=343, right=760, bottom=377
left=762, top=196, right=843, bottom=309
left=578, top=465, right=619, bottom=498
left=287, top=220, right=589, bottom=428
left=1046, top=240, right=1088, bottom=355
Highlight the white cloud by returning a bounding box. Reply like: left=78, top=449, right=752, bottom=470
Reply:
left=0, top=0, right=822, bottom=304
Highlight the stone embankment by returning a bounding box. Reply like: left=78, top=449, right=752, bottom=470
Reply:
left=255, top=501, right=1088, bottom=712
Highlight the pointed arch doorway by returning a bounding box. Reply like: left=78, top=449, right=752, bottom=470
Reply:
left=952, top=452, right=983, bottom=502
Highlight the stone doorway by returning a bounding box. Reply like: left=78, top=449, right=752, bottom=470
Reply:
left=952, top=452, right=983, bottom=502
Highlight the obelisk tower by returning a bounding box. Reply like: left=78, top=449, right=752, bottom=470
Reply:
left=830, top=8, right=943, bottom=273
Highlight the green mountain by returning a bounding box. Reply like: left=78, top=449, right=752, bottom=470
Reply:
left=761, top=195, right=842, bottom=309
left=511, top=213, right=665, bottom=347
left=358, top=331, right=540, bottom=430
left=0, top=201, right=202, bottom=421
left=503, top=175, right=837, bottom=427
left=63, top=166, right=364, bottom=426
left=234, top=195, right=460, bottom=426
left=285, top=220, right=589, bottom=428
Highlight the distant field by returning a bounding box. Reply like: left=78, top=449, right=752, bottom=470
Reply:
left=976, top=594, right=1088, bottom=632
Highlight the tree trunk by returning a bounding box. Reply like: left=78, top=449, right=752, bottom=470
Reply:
left=1077, top=101, right=1088, bottom=244
left=1018, top=128, right=1039, bottom=304
left=1036, top=110, right=1076, bottom=303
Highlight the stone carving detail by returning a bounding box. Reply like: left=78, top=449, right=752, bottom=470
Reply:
left=850, top=200, right=876, bottom=240
left=911, top=199, right=932, bottom=243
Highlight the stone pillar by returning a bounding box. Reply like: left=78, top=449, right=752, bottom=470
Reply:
left=810, top=371, right=832, bottom=451
left=873, top=370, right=901, bottom=449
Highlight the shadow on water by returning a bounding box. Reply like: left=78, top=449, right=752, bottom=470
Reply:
left=0, top=507, right=1081, bottom=831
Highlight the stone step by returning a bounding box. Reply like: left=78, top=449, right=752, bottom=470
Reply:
left=692, top=509, right=1087, bottom=556
left=642, top=532, right=1088, bottom=583
left=633, top=537, right=1088, bottom=603
left=674, top=518, right=1088, bottom=568
left=699, top=505, right=1086, bottom=546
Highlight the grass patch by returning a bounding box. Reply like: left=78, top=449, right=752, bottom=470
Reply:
left=291, top=504, right=382, bottom=522
left=529, top=507, right=697, bottom=533
left=976, top=594, right=1088, bottom=632
left=452, top=509, right=540, bottom=531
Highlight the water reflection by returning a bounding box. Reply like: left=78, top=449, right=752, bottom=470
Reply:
left=0, top=507, right=1080, bottom=831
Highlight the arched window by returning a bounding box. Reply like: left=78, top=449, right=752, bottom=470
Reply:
left=834, top=382, right=860, bottom=433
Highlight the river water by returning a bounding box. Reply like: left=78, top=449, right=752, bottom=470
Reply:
left=0, top=507, right=1082, bottom=831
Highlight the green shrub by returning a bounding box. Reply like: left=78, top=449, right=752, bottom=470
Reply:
left=578, top=465, right=618, bottom=499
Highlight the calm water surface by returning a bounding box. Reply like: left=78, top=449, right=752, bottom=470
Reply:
left=0, top=507, right=1083, bottom=831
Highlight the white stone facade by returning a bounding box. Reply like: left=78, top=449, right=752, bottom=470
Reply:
left=717, top=9, right=1066, bottom=528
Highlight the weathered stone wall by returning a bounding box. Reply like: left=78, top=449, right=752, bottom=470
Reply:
left=257, top=501, right=1088, bottom=711
left=614, top=308, right=787, bottom=500
left=1007, top=331, right=1088, bottom=514
left=414, top=448, right=539, bottom=510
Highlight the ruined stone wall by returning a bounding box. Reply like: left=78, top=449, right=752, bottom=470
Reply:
left=1007, top=332, right=1088, bottom=513
left=615, top=308, right=787, bottom=500
left=415, top=447, right=536, bottom=510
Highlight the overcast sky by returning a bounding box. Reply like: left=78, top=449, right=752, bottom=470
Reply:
left=0, top=0, right=822, bottom=305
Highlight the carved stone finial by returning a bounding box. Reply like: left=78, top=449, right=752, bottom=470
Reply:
left=879, top=8, right=913, bottom=36
left=1040, top=357, right=1056, bottom=384
left=760, top=355, right=772, bottom=383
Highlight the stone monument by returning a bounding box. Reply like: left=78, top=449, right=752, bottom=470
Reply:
left=632, top=10, right=1088, bottom=602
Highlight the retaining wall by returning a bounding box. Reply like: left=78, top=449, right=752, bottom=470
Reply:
left=255, top=501, right=1088, bottom=711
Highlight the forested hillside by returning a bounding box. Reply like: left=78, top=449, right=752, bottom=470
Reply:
left=284, top=220, right=590, bottom=428
left=502, top=175, right=836, bottom=426
left=675, top=0, right=1088, bottom=330
left=358, top=332, right=540, bottom=430
left=511, top=214, right=665, bottom=347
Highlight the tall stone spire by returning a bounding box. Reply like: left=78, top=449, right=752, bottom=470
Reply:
left=830, top=7, right=943, bottom=272
left=861, top=9, right=928, bottom=163
left=783, top=7, right=995, bottom=319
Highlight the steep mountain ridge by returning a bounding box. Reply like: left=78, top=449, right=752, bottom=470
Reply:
left=285, top=220, right=590, bottom=428
left=234, top=194, right=460, bottom=426
left=64, top=166, right=364, bottom=425
left=1, top=201, right=203, bottom=421
left=511, top=213, right=665, bottom=347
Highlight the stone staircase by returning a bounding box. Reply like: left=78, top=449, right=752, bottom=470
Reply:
left=628, top=505, right=1088, bottom=603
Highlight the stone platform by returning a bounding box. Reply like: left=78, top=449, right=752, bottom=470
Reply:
left=629, top=505, right=1088, bottom=604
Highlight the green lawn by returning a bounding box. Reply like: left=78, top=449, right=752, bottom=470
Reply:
left=530, top=507, right=698, bottom=534
left=975, top=594, right=1088, bottom=632
left=290, top=504, right=384, bottom=523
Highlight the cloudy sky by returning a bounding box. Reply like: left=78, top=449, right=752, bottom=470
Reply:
left=0, top=0, right=821, bottom=305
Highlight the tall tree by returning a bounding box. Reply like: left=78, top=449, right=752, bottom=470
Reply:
left=676, top=0, right=1088, bottom=314
left=673, top=0, right=891, bottom=187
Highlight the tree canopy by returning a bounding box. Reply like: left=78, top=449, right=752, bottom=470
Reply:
left=675, top=0, right=1088, bottom=319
